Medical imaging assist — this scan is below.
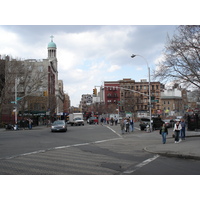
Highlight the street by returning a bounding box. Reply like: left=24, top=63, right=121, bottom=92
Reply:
left=0, top=123, right=200, bottom=174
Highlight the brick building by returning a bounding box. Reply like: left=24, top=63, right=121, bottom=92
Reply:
left=104, top=78, right=164, bottom=117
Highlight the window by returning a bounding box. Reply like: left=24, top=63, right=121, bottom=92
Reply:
left=38, top=66, right=43, bottom=72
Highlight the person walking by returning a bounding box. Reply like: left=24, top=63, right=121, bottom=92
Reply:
left=180, top=118, right=186, bottom=140
left=28, top=118, right=33, bottom=130
left=110, top=117, right=114, bottom=126
left=120, top=118, right=125, bottom=134
left=130, top=117, right=134, bottom=132
left=159, top=123, right=168, bottom=144
left=114, top=116, right=118, bottom=126
left=125, top=118, right=130, bottom=133
left=173, top=121, right=182, bottom=143
left=100, top=117, right=104, bottom=125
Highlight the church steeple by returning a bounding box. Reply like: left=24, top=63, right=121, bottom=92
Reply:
left=47, top=35, right=57, bottom=58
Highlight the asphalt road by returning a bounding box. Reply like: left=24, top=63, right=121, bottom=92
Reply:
left=0, top=124, right=120, bottom=159
left=1, top=123, right=200, bottom=175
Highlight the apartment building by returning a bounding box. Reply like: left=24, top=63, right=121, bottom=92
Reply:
left=104, top=78, right=164, bottom=117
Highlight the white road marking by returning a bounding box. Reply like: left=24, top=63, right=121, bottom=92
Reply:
left=122, top=154, right=160, bottom=174
left=105, top=125, right=123, bottom=138
left=1, top=137, right=122, bottom=160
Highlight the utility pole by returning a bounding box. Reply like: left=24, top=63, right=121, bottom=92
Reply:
left=14, top=78, right=19, bottom=124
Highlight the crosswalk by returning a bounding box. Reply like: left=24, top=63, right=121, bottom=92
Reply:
left=0, top=140, right=139, bottom=175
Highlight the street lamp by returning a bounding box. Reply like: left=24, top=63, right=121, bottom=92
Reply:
left=131, top=54, right=152, bottom=131
left=14, top=78, right=20, bottom=125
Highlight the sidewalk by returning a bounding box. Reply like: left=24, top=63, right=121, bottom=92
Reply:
left=106, top=124, right=200, bottom=160
left=0, top=125, right=48, bottom=132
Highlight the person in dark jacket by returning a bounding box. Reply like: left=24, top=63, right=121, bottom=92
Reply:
left=160, top=123, right=168, bottom=144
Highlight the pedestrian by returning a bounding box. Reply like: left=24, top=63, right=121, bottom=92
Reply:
left=114, top=116, right=118, bottom=125
left=106, top=117, right=109, bottom=125
left=120, top=118, right=125, bottom=134
left=130, top=117, right=134, bottom=132
left=173, top=121, right=182, bottom=143
left=28, top=118, right=33, bottom=129
left=47, top=119, right=51, bottom=127
left=110, top=117, right=114, bottom=126
left=180, top=118, right=186, bottom=140
left=159, top=123, right=168, bottom=144
left=124, top=118, right=127, bottom=132
left=125, top=118, right=130, bottom=133
left=100, top=117, right=104, bottom=125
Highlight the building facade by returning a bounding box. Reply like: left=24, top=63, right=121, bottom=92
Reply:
left=80, top=94, right=93, bottom=113
left=103, top=78, right=164, bottom=117
left=0, top=37, right=65, bottom=125
left=160, top=85, right=188, bottom=116
left=104, top=81, right=120, bottom=114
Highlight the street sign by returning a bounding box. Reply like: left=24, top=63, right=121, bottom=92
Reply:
left=147, top=105, right=153, bottom=107
left=17, top=97, right=22, bottom=101
left=151, top=100, right=159, bottom=103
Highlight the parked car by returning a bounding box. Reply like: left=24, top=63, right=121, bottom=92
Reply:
left=51, top=120, right=67, bottom=132
left=87, top=117, right=98, bottom=124
left=163, top=119, right=175, bottom=128
left=139, top=117, right=164, bottom=131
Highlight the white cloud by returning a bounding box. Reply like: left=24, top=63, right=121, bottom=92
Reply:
left=136, top=66, right=143, bottom=71
left=0, top=25, right=177, bottom=106
left=107, top=65, right=121, bottom=72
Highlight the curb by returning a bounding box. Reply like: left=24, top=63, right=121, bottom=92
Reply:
left=144, top=146, right=200, bottom=161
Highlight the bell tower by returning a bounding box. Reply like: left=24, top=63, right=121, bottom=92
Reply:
left=47, top=35, right=57, bottom=59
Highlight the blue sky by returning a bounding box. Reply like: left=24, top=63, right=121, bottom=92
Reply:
left=0, top=25, right=178, bottom=106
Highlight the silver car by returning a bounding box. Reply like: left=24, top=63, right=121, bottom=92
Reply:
left=51, top=120, right=67, bottom=132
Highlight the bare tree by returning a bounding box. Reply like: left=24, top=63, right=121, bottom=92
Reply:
left=0, top=56, right=48, bottom=123
left=153, top=25, right=200, bottom=90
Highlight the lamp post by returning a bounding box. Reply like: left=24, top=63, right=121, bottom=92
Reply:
left=131, top=54, right=152, bottom=131
left=14, top=78, right=19, bottom=125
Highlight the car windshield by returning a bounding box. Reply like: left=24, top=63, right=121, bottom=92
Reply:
left=141, top=118, right=150, bottom=122
left=75, top=117, right=82, bottom=120
left=163, top=119, right=170, bottom=122
left=53, top=121, right=64, bottom=125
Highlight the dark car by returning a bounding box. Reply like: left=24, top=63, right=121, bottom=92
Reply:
left=139, top=117, right=164, bottom=131
left=51, top=120, right=67, bottom=132
left=87, top=117, right=98, bottom=124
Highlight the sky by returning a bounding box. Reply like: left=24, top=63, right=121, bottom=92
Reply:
left=0, top=25, right=178, bottom=106
left=0, top=1, right=197, bottom=108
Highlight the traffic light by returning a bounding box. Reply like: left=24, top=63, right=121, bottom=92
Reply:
left=93, top=88, right=97, bottom=96
left=43, top=91, right=48, bottom=96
